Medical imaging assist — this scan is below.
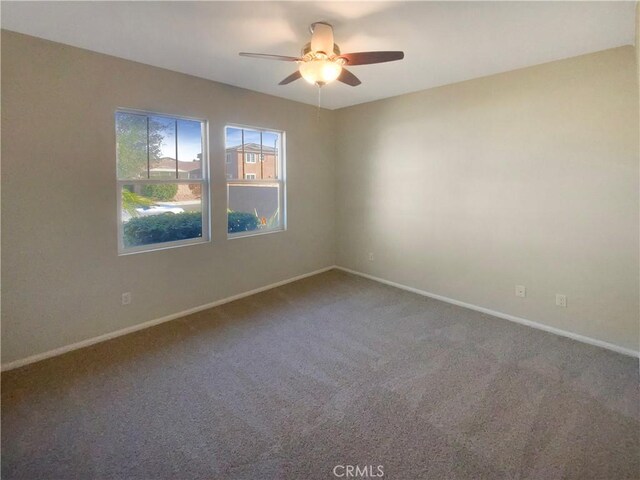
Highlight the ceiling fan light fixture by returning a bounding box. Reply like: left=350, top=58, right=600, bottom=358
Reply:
left=240, top=21, right=404, bottom=89
left=299, top=58, right=343, bottom=86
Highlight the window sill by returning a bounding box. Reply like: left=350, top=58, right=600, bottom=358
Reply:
left=227, top=228, right=286, bottom=240
left=118, top=237, right=210, bottom=256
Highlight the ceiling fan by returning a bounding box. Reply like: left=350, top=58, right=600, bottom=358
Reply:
left=239, top=22, right=404, bottom=87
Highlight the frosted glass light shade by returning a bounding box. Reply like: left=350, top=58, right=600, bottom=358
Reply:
left=299, top=60, right=342, bottom=85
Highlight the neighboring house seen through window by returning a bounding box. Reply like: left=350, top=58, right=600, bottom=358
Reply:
left=225, top=125, right=285, bottom=237
left=116, top=110, right=209, bottom=253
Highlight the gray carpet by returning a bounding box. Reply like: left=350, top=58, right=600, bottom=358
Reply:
left=2, top=270, right=639, bottom=479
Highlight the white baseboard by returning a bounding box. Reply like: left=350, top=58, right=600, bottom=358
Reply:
left=4, top=264, right=637, bottom=371
left=335, top=266, right=640, bottom=359
left=1, top=265, right=336, bottom=372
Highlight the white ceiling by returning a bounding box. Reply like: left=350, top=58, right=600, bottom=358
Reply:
left=2, top=1, right=636, bottom=110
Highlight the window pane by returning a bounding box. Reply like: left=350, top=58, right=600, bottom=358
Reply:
left=177, top=119, right=203, bottom=179
left=228, top=183, right=281, bottom=235
left=121, top=183, right=203, bottom=248
left=149, top=116, right=176, bottom=179
left=116, top=112, right=148, bottom=179
left=225, top=127, right=242, bottom=180
left=225, top=127, right=281, bottom=180
left=261, top=131, right=280, bottom=180
left=242, top=130, right=261, bottom=179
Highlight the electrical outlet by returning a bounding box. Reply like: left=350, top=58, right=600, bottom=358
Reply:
left=515, top=285, right=526, bottom=298
left=555, top=294, right=567, bottom=308
left=122, top=292, right=132, bottom=305
left=368, top=252, right=374, bottom=261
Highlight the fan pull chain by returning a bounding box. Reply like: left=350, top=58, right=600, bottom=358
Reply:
left=317, top=85, right=322, bottom=122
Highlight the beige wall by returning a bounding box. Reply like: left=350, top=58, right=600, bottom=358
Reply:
left=335, top=47, right=639, bottom=351
left=3, top=32, right=638, bottom=364
left=637, top=3, right=640, bottom=94
left=1, top=31, right=336, bottom=364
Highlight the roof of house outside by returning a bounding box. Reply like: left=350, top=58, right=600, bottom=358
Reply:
left=226, top=143, right=277, bottom=154
left=150, top=157, right=201, bottom=172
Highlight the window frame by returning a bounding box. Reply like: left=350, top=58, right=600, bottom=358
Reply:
left=225, top=123, right=286, bottom=240
left=116, top=108, right=211, bottom=255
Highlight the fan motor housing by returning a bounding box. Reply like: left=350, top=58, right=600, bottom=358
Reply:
left=302, top=42, right=341, bottom=58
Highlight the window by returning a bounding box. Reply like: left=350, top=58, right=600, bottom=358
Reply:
left=225, top=125, right=285, bottom=238
left=116, top=110, right=209, bottom=254
left=226, top=152, right=233, bottom=164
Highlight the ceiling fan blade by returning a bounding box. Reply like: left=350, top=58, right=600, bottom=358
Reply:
left=311, top=22, right=334, bottom=55
left=337, top=68, right=361, bottom=87
left=239, top=53, right=300, bottom=62
left=279, top=70, right=302, bottom=85
left=339, top=51, right=404, bottom=66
